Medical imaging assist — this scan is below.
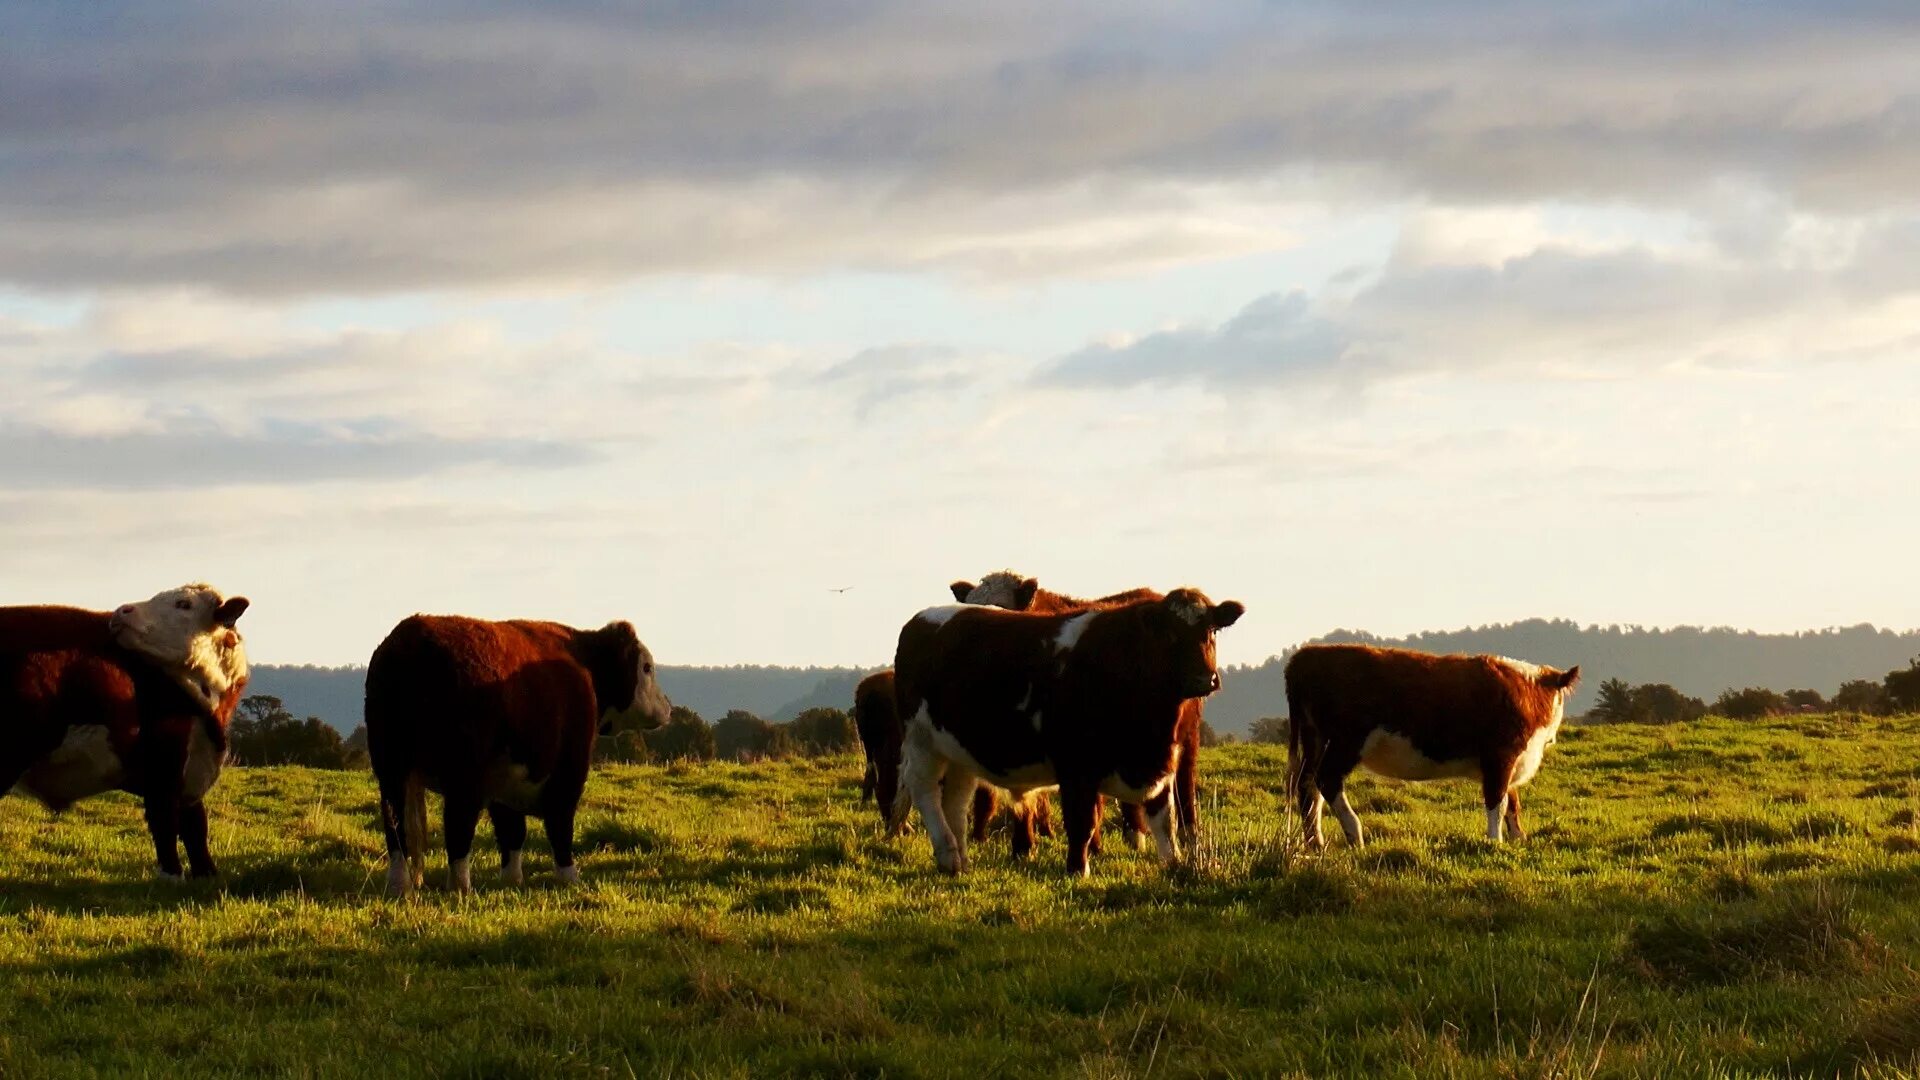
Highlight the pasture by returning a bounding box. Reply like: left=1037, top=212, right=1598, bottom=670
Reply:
left=6, top=713, right=1920, bottom=1078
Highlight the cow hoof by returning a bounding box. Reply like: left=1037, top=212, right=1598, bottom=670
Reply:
left=555, top=865, right=582, bottom=886
left=501, top=852, right=525, bottom=886
left=1127, top=832, right=1149, bottom=854
left=155, top=870, right=185, bottom=883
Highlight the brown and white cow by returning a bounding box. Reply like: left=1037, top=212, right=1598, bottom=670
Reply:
left=951, top=572, right=1207, bottom=851
left=1, top=584, right=251, bottom=878
left=889, top=588, right=1243, bottom=876
left=1283, top=644, right=1580, bottom=847
left=365, top=614, right=671, bottom=894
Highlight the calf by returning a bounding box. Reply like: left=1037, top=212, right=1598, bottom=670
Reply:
left=890, top=588, right=1242, bottom=876
left=1, top=584, right=251, bottom=878
left=951, top=572, right=1207, bottom=850
left=1284, top=644, right=1580, bottom=846
left=365, top=614, right=672, bottom=894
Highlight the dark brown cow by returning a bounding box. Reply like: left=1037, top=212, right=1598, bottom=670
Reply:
left=890, top=588, right=1243, bottom=876
left=365, top=615, right=672, bottom=894
left=951, top=572, right=1207, bottom=850
left=1284, top=644, right=1580, bottom=846
left=1, top=584, right=251, bottom=879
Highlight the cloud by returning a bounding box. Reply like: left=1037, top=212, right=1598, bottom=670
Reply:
left=4, top=3, right=1920, bottom=294
left=0, top=420, right=596, bottom=490
left=1041, top=291, right=1357, bottom=389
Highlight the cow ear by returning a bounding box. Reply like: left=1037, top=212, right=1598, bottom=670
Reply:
left=1210, top=601, right=1245, bottom=629
left=1015, top=578, right=1040, bottom=610
left=214, top=596, right=250, bottom=627
left=949, top=580, right=975, bottom=602
left=1543, top=664, right=1589, bottom=687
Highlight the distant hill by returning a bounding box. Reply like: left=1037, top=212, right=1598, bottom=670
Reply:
left=248, top=664, right=875, bottom=736
left=251, top=619, right=1920, bottom=739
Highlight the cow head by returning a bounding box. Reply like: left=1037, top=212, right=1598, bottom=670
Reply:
left=586, top=621, right=672, bottom=735
left=108, top=583, right=251, bottom=717
left=1153, top=588, right=1245, bottom=699
left=954, top=571, right=1040, bottom=610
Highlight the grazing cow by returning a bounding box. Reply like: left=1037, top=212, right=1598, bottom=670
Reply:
left=1284, top=644, right=1581, bottom=847
left=365, top=615, right=672, bottom=894
left=1, top=584, right=251, bottom=878
left=890, top=588, right=1243, bottom=876
left=951, top=572, right=1207, bottom=850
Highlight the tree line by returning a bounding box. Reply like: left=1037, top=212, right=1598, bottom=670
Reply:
left=1588, top=656, right=1920, bottom=724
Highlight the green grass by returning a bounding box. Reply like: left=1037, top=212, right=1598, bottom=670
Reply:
left=8, top=714, right=1920, bottom=1077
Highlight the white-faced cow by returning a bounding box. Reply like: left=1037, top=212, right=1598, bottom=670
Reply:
left=950, top=572, right=1208, bottom=851
left=890, top=588, right=1243, bottom=876
left=365, top=615, right=672, bottom=894
left=1, top=584, right=251, bottom=879
left=1283, top=644, right=1581, bottom=847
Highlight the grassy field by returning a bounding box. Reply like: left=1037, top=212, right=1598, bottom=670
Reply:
left=7, top=714, right=1920, bottom=1078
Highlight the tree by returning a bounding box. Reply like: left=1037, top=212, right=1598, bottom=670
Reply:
left=1783, top=688, right=1826, bottom=712
left=229, top=694, right=353, bottom=768
left=1247, top=716, right=1288, bottom=745
left=343, top=724, right=371, bottom=769
left=594, top=729, right=653, bottom=764
left=1887, top=659, right=1920, bottom=714
left=714, top=709, right=792, bottom=761
left=1834, top=679, right=1891, bottom=715
left=1630, top=683, right=1706, bottom=725
left=643, top=706, right=716, bottom=762
left=786, top=707, right=859, bottom=755
left=1590, top=678, right=1636, bottom=723
left=1712, top=687, right=1788, bottom=721
left=1197, top=719, right=1221, bottom=748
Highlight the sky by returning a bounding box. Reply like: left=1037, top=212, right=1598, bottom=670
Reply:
left=3, top=2, right=1918, bottom=669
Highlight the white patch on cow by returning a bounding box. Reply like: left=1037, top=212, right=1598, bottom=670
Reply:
left=386, top=854, right=412, bottom=895
left=1052, top=611, right=1098, bottom=653
left=501, top=850, right=525, bottom=886
left=556, top=864, right=581, bottom=886
left=897, top=706, right=968, bottom=872
left=1329, top=790, right=1365, bottom=846
left=1148, top=799, right=1179, bottom=864
left=930, top=727, right=1056, bottom=791
left=109, top=583, right=250, bottom=718
left=180, top=722, right=224, bottom=800
left=1511, top=718, right=1562, bottom=788
left=1359, top=729, right=1480, bottom=782
left=960, top=572, right=1026, bottom=609
left=1099, top=767, right=1174, bottom=804
left=915, top=605, right=972, bottom=628
left=450, top=857, right=472, bottom=893
left=15, top=725, right=126, bottom=808
left=156, top=869, right=185, bottom=883
left=1167, top=592, right=1209, bottom=626
left=1487, top=795, right=1509, bottom=841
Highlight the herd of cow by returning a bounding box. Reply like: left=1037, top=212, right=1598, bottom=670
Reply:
left=1, top=574, right=1581, bottom=890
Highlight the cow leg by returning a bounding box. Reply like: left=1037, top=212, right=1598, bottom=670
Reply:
left=544, top=803, right=581, bottom=885
left=940, top=769, right=978, bottom=873
left=143, top=790, right=186, bottom=880
left=1481, top=759, right=1517, bottom=842
left=376, top=770, right=415, bottom=895
left=1121, top=801, right=1150, bottom=852
left=877, top=744, right=905, bottom=832
left=1033, top=791, right=1055, bottom=838
left=179, top=800, right=218, bottom=878
left=1290, top=735, right=1326, bottom=848
left=1176, top=730, right=1200, bottom=850
left=1007, top=793, right=1038, bottom=861
left=1088, top=797, right=1106, bottom=857
left=1144, top=788, right=1179, bottom=866
left=1061, top=780, right=1100, bottom=877
left=860, top=760, right=877, bottom=804
left=442, top=787, right=483, bottom=893
left=1314, top=747, right=1365, bottom=847
left=490, top=803, right=528, bottom=885
left=970, top=785, right=997, bottom=844
left=899, top=742, right=963, bottom=871
left=1504, top=789, right=1524, bottom=840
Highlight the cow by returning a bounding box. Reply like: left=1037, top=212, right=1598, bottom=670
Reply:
left=889, top=588, right=1243, bottom=876
left=1, top=584, right=251, bottom=879
left=365, top=614, right=672, bottom=894
left=1283, top=644, right=1581, bottom=847
left=950, top=572, right=1207, bottom=851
